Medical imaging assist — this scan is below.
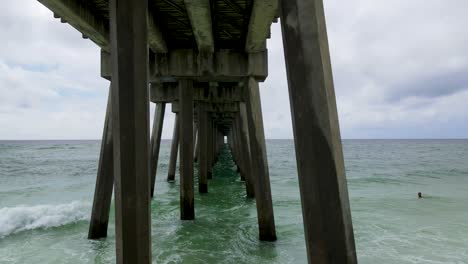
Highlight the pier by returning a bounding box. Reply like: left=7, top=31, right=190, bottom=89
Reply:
left=37, top=0, right=357, bottom=263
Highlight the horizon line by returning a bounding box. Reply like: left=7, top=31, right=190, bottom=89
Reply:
left=1, top=138, right=468, bottom=141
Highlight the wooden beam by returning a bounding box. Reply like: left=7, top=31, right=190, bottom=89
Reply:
left=280, top=0, right=357, bottom=262
left=110, top=0, right=151, bottom=262
left=245, top=0, right=278, bottom=52
left=184, top=0, right=214, bottom=52
left=38, top=0, right=109, bottom=50
left=150, top=102, right=166, bottom=197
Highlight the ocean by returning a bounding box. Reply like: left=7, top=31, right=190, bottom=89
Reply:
left=0, top=139, right=467, bottom=263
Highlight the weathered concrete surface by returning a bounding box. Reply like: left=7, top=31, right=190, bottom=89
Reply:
left=150, top=49, right=268, bottom=82
left=246, top=0, right=278, bottom=52
left=88, top=86, right=114, bottom=239
left=238, top=103, right=255, bottom=198
left=150, top=102, right=166, bottom=197
left=179, top=80, right=195, bottom=220
left=280, top=0, right=357, bottom=262
left=167, top=114, right=180, bottom=182
left=110, top=0, right=151, bottom=262
left=207, top=119, right=213, bottom=179
left=194, top=121, right=199, bottom=162
left=38, top=0, right=109, bottom=50
left=197, top=103, right=209, bottom=193
left=184, top=0, right=213, bottom=53
left=245, top=77, right=276, bottom=241
left=147, top=12, right=168, bottom=53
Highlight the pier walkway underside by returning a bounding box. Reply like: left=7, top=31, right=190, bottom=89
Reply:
left=37, top=0, right=358, bottom=263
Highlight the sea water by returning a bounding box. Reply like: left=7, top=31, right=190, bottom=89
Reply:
left=0, top=139, right=467, bottom=263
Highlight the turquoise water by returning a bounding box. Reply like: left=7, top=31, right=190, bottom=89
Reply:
left=0, top=139, right=467, bottom=263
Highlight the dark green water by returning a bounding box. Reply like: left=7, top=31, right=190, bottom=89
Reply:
left=0, top=140, right=467, bottom=263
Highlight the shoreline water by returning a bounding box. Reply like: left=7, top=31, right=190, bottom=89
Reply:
left=1, top=139, right=467, bottom=263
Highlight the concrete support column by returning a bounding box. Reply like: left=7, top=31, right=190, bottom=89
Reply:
left=207, top=118, right=213, bottom=179
left=217, top=131, right=223, bottom=153
left=239, top=103, right=255, bottom=198
left=197, top=104, right=209, bottom=193
left=150, top=102, right=166, bottom=197
left=245, top=77, right=276, bottom=241
left=193, top=121, right=199, bottom=162
left=167, top=114, right=180, bottom=182
left=233, top=119, right=243, bottom=178
left=109, top=0, right=151, bottom=262
left=280, top=0, right=357, bottom=262
left=88, top=86, right=114, bottom=239
left=179, top=80, right=195, bottom=220
left=212, top=123, right=218, bottom=164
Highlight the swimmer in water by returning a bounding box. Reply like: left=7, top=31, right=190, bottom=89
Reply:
left=418, top=192, right=422, bottom=199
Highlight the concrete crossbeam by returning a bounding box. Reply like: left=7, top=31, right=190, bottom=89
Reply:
left=184, top=0, right=214, bottom=52
left=150, top=49, right=268, bottom=82
left=150, top=84, right=244, bottom=103
left=148, top=12, right=168, bottom=53
left=245, top=0, right=278, bottom=52
left=38, top=0, right=109, bottom=50
left=171, top=102, right=239, bottom=113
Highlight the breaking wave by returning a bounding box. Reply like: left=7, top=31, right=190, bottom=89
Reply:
left=0, top=201, right=89, bottom=237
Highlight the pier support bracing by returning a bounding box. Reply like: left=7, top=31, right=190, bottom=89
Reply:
left=88, top=86, right=114, bottom=239
left=150, top=102, right=166, bottom=197
left=167, top=114, right=180, bottom=182
left=197, top=104, right=209, bottom=193
left=193, top=121, right=198, bottom=162
left=233, top=119, right=244, bottom=180
left=280, top=0, right=358, bottom=262
left=109, top=0, right=151, bottom=262
left=239, top=103, right=255, bottom=198
left=179, top=80, right=195, bottom=220
left=207, top=119, right=213, bottom=179
left=245, top=77, right=277, bottom=241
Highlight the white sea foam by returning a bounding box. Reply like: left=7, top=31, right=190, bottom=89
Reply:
left=0, top=201, right=89, bottom=237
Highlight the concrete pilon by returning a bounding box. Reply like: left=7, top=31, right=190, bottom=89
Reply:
left=197, top=103, right=209, bottom=193
left=238, top=103, right=255, bottom=198
left=167, top=114, right=180, bottom=182
left=179, top=80, right=195, bottom=220
left=233, top=119, right=243, bottom=179
left=280, top=0, right=357, bottom=262
left=109, top=0, right=151, bottom=261
left=150, top=102, right=166, bottom=197
left=193, top=121, right=199, bottom=162
left=207, top=119, right=213, bottom=179
left=245, top=77, right=276, bottom=241
left=88, top=86, right=114, bottom=239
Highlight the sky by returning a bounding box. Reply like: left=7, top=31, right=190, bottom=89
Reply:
left=1, top=0, right=467, bottom=139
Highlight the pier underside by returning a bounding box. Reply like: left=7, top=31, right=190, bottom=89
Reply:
left=37, top=0, right=358, bottom=263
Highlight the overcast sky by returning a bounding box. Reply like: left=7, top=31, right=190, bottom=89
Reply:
left=1, top=0, right=467, bottom=139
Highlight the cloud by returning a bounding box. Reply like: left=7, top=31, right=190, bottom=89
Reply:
left=0, top=0, right=468, bottom=139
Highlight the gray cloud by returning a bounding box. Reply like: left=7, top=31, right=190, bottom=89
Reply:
left=1, top=0, right=468, bottom=139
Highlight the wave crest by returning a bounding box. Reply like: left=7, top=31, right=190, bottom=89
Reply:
left=0, top=201, right=89, bottom=237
